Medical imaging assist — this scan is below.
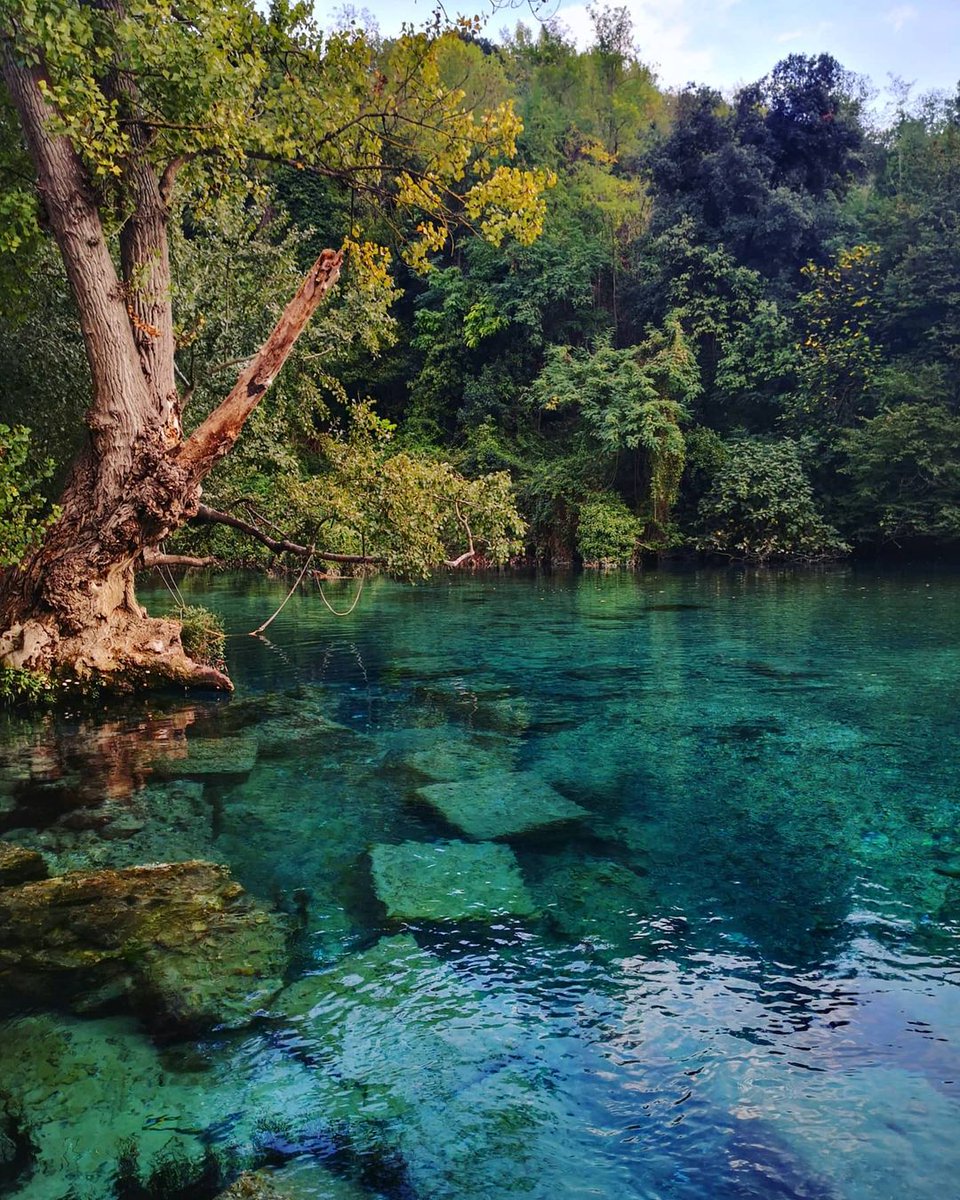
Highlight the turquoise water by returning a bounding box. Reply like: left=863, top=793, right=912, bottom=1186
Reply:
left=2, top=567, right=960, bottom=1200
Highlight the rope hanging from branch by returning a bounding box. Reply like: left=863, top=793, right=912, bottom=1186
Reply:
left=315, top=571, right=365, bottom=617
left=248, top=552, right=314, bottom=637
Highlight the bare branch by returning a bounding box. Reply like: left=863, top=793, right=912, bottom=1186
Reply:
left=176, top=249, right=344, bottom=480
left=444, top=501, right=477, bottom=568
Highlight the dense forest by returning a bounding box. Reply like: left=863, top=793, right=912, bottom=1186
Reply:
left=2, top=3, right=959, bottom=588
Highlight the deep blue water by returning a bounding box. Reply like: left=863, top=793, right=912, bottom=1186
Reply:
left=1, top=567, right=959, bottom=1200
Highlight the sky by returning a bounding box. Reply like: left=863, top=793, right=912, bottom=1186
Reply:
left=313, top=0, right=960, bottom=114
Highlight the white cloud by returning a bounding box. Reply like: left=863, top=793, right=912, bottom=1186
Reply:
left=552, top=1, right=715, bottom=87
left=883, top=5, right=919, bottom=32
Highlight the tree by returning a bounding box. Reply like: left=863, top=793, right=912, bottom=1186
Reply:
left=750, top=53, right=866, bottom=199
left=530, top=320, right=697, bottom=545
left=840, top=404, right=960, bottom=545
left=697, top=438, right=848, bottom=562
left=0, top=424, right=58, bottom=566
left=791, top=243, right=883, bottom=428
left=0, top=1, right=550, bottom=691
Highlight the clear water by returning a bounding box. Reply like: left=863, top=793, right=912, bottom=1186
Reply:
left=2, top=567, right=959, bottom=1200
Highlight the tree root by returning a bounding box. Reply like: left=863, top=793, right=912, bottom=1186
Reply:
left=0, top=612, right=233, bottom=694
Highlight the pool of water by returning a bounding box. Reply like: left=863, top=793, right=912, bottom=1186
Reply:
left=1, top=566, right=959, bottom=1200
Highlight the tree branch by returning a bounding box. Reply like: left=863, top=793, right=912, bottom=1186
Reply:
left=193, top=505, right=384, bottom=565
left=444, top=501, right=477, bottom=568
left=142, top=550, right=215, bottom=569
left=175, top=248, right=344, bottom=481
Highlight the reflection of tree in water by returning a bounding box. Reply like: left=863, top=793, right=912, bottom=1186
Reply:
left=0, top=702, right=211, bottom=831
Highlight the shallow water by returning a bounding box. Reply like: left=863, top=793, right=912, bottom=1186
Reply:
left=2, top=566, right=960, bottom=1200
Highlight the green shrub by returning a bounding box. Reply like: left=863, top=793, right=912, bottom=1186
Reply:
left=697, top=438, right=848, bottom=562
left=0, top=666, right=56, bottom=709
left=178, top=606, right=226, bottom=671
left=576, top=493, right=642, bottom=566
left=839, top=403, right=960, bottom=544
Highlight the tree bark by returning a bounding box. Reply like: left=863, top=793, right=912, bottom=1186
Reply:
left=0, top=37, right=343, bottom=693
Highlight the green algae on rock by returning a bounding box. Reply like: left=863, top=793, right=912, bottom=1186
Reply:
left=370, top=840, right=537, bottom=921
left=0, top=841, right=47, bottom=886
left=0, top=860, right=288, bottom=1029
left=415, top=770, right=588, bottom=840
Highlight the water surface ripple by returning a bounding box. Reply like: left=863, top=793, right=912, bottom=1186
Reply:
left=1, top=567, right=958, bottom=1200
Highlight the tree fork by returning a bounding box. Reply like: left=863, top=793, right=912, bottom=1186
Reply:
left=0, top=29, right=346, bottom=691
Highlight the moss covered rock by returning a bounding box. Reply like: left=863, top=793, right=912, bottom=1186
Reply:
left=370, top=841, right=537, bottom=921
left=0, top=860, right=288, bottom=1030
left=416, top=770, right=588, bottom=840
left=0, top=841, right=47, bottom=886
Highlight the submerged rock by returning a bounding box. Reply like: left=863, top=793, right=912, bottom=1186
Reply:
left=398, top=1064, right=598, bottom=1200
left=150, top=733, right=259, bottom=780
left=530, top=857, right=652, bottom=949
left=274, top=934, right=527, bottom=1136
left=217, top=1171, right=290, bottom=1200
left=253, top=709, right=353, bottom=761
left=403, top=735, right=516, bottom=783
left=0, top=841, right=47, bottom=887
left=276, top=934, right=512, bottom=1120
left=249, top=1161, right=387, bottom=1200
left=0, top=1013, right=223, bottom=1200
left=4, top=779, right=214, bottom=876
left=416, top=769, right=588, bottom=840
left=0, top=860, right=288, bottom=1030
left=0, top=1092, right=32, bottom=1191
left=370, top=840, right=537, bottom=921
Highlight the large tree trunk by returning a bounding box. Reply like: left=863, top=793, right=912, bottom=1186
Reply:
left=0, top=37, right=342, bottom=693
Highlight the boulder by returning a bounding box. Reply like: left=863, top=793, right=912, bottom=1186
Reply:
left=370, top=840, right=537, bottom=921
left=0, top=860, right=288, bottom=1030
left=415, top=770, right=587, bottom=841
left=0, top=841, right=47, bottom=887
